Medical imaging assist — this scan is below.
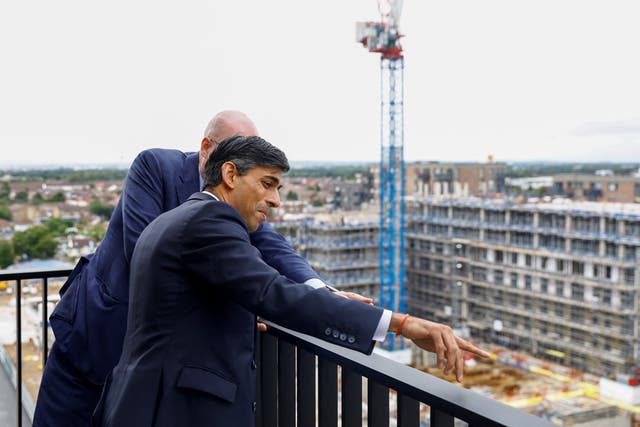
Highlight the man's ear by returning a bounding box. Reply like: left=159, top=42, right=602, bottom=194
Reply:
left=220, top=161, right=238, bottom=188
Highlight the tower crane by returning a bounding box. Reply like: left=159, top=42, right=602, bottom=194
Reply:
left=357, top=0, right=406, bottom=351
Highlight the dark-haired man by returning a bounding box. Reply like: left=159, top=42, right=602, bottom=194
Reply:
left=34, top=111, right=368, bottom=426
left=93, top=135, right=489, bottom=426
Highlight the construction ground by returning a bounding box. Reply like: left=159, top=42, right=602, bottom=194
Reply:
left=414, top=343, right=640, bottom=426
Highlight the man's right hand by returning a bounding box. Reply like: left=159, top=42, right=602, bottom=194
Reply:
left=391, top=315, right=490, bottom=383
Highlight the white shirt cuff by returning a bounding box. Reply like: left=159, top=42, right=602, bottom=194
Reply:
left=304, top=278, right=327, bottom=289
left=373, top=309, right=392, bottom=342
left=305, top=279, right=390, bottom=342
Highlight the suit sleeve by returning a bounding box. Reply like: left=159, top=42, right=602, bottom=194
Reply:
left=250, top=221, right=320, bottom=283
left=120, top=150, right=167, bottom=262
left=182, top=204, right=383, bottom=354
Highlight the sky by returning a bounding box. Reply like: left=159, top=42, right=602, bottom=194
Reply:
left=1, top=0, right=640, bottom=167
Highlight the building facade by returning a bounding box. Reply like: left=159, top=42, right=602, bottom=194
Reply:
left=274, top=220, right=380, bottom=300
left=406, top=198, right=640, bottom=378
left=553, top=173, right=640, bottom=203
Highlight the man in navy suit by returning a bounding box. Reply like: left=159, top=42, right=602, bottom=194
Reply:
left=93, top=135, right=488, bottom=426
left=34, top=111, right=369, bottom=426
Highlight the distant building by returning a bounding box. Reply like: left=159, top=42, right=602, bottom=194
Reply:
left=506, top=176, right=554, bottom=192
left=0, top=219, right=12, bottom=239
left=553, top=173, right=640, bottom=203
left=332, top=177, right=373, bottom=211
left=404, top=161, right=507, bottom=197
left=274, top=210, right=379, bottom=300
left=406, top=197, right=640, bottom=378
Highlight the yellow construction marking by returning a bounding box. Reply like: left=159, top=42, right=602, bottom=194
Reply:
left=544, top=349, right=566, bottom=358
left=584, top=390, right=640, bottom=414
left=505, top=389, right=585, bottom=409
left=529, top=366, right=572, bottom=383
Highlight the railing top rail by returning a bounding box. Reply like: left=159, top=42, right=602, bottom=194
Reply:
left=0, top=267, right=72, bottom=281
left=265, top=321, right=554, bottom=427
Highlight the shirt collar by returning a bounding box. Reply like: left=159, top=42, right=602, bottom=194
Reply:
left=202, top=190, right=219, bottom=201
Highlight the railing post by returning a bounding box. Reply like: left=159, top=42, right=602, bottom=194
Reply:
left=318, top=359, right=338, bottom=427
left=42, top=277, right=49, bottom=366
left=431, top=407, right=454, bottom=427
left=259, top=333, right=278, bottom=427
left=278, top=341, right=295, bottom=427
left=297, top=348, right=316, bottom=427
left=367, top=380, right=389, bottom=427
left=397, top=394, right=419, bottom=427
left=16, top=279, right=22, bottom=427
left=342, top=368, right=362, bottom=427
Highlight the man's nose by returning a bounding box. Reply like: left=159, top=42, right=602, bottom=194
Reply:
left=267, top=189, right=281, bottom=208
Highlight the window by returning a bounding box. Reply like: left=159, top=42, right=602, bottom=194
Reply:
left=624, top=268, right=636, bottom=285
left=524, top=275, right=532, bottom=290
left=556, top=259, right=564, bottom=273
left=541, top=278, right=549, bottom=293
left=621, top=291, right=635, bottom=309
left=605, top=243, right=617, bottom=258
left=556, top=281, right=564, bottom=297
left=493, top=269, right=504, bottom=285
left=495, top=250, right=504, bottom=263
left=510, top=273, right=518, bottom=288
left=571, top=283, right=584, bottom=301
left=555, top=304, right=563, bottom=317
left=571, top=261, right=584, bottom=275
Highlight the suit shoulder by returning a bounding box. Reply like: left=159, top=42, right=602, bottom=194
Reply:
left=134, top=148, right=195, bottom=163
left=187, top=199, right=249, bottom=235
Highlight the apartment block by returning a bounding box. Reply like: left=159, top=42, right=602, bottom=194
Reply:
left=405, top=161, right=507, bottom=197
left=406, top=198, right=640, bottom=378
left=553, top=173, right=640, bottom=203
left=274, top=218, right=379, bottom=300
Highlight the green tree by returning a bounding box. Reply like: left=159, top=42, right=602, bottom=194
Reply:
left=32, top=192, right=44, bottom=205
left=0, top=240, right=14, bottom=268
left=44, top=217, right=73, bottom=237
left=90, top=198, right=114, bottom=220
left=14, top=190, right=28, bottom=202
left=286, top=191, right=299, bottom=201
left=12, top=225, right=58, bottom=259
left=0, top=204, right=11, bottom=221
left=0, top=182, right=9, bottom=201
left=86, top=223, right=107, bottom=242
left=47, top=191, right=65, bottom=202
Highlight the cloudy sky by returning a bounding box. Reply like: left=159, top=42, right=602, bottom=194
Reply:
left=1, top=0, right=639, bottom=167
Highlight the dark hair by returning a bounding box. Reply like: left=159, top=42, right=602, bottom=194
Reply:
left=202, top=135, right=290, bottom=189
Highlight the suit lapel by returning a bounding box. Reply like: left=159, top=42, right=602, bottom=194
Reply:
left=177, top=153, right=200, bottom=205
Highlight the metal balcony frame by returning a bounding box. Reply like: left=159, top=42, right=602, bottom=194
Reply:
left=2, top=267, right=554, bottom=427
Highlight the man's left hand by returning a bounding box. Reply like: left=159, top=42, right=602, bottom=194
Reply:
left=335, top=290, right=373, bottom=305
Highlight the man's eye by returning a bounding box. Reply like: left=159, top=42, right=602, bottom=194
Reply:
left=262, top=181, right=272, bottom=189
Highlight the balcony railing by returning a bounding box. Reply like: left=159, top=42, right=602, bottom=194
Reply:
left=1, top=267, right=554, bottom=427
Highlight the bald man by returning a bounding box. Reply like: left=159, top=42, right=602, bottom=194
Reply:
left=33, top=111, right=363, bottom=426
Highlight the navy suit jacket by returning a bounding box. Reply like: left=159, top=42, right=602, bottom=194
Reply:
left=50, top=149, right=320, bottom=385
left=93, top=192, right=383, bottom=426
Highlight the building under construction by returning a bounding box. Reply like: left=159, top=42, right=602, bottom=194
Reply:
left=274, top=213, right=380, bottom=300
left=406, top=197, right=640, bottom=379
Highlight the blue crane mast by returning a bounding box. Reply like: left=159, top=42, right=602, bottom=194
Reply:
left=357, top=0, right=406, bottom=351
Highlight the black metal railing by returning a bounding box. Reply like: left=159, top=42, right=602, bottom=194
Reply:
left=1, top=267, right=554, bottom=427
left=0, top=266, right=72, bottom=427
left=257, top=321, right=554, bottom=427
